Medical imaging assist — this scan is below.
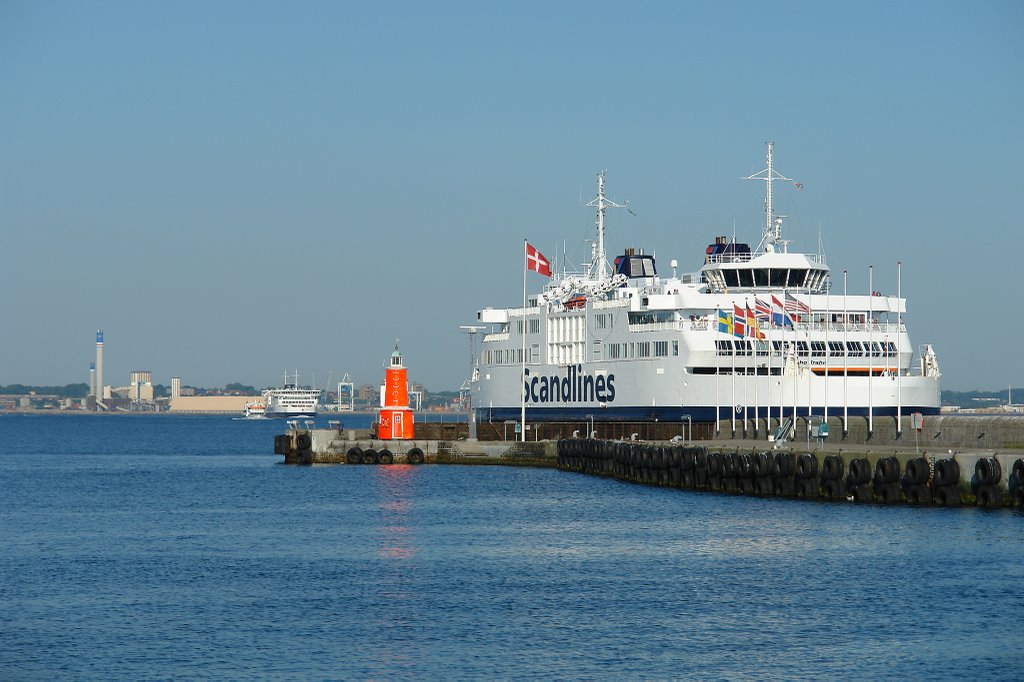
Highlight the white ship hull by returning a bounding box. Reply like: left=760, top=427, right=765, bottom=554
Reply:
left=262, top=374, right=321, bottom=418
left=475, top=360, right=940, bottom=423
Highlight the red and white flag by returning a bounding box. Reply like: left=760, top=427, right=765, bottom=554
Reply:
left=525, top=242, right=551, bottom=277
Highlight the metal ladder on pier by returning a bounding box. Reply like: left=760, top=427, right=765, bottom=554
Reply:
left=774, top=417, right=794, bottom=444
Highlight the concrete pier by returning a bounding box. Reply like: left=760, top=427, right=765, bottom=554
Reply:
left=554, top=439, right=1024, bottom=508
left=274, top=417, right=1024, bottom=509
left=274, top=426, right=553, bottom=466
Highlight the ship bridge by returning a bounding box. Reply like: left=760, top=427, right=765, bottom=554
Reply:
left=702, top=242, right=829, bottom=294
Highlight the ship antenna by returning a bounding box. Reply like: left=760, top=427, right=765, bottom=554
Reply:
left=744, top=141, right=795, bottom=254
left=585, top=171, right=631, bottom=282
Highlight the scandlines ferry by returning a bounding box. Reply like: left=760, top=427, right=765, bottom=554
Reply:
left=263, top=371, right=321, bottom=418
left=469, top=143, right=941, bottom=433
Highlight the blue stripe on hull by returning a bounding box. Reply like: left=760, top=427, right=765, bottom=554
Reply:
left=476, top=405, right=942, bottom=423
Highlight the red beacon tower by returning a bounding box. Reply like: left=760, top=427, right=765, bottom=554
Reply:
left=379, top=340, right=415, bottom=440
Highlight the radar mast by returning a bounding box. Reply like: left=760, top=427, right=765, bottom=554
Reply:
left=585, top=171, right=630, bottom=282
left=744, top=141, right=797, bottom=254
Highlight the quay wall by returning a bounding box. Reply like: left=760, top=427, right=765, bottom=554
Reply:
left=554, top=439, right=1024, bottom=509
left=275, top=426, right=1024, bottom=509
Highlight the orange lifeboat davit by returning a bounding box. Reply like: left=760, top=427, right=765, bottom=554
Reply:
left=378, top=340, right=415, bottom=440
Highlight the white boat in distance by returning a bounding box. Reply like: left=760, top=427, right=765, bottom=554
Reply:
left=469, top=143, right=941, bottom=431
left=263, top=371, right=321, bottom=418
left=239, top=402, right=268, bottom=419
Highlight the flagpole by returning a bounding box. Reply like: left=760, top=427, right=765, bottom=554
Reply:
left=750, top=301, right=758, bottom=437
left=742, top=307, right=748, bottom=436
left=868, top=264, right=874, bottom=437
left=715, top=308, right=720, bottom=435
left=521, top=239, right=527, bottom=443
left=731, top=320, right=736, bottom=436
left=778, top=292, right=784, bottom=431
left=806, top=280, right=811, bottom=431
left=843, top=270, right=848, bottom=434
left=825, top=273, right=830, bottom=428
left=767, top=300, right=773, bottom=440
left=897, top=260, right=902, bottom=436
left=791, top=289, right=796, bottom=430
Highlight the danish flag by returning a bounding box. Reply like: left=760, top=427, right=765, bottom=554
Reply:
left=526, top=242, right=551, bottom=277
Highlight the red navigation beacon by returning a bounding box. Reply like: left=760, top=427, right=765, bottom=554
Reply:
left=379, top=341, right=415, bottom=440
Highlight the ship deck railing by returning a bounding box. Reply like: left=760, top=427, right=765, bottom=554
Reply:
left=629, top=320, right=687, bottom=333
left=699, top=318, right=907, bottom=335
left=704, top=252, right=827, bottom=265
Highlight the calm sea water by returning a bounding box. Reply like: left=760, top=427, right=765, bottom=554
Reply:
left=1, top=414, right=1022, bottom=680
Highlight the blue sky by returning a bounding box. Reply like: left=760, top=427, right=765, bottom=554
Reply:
left=2, top=1, right=1021, bottom=392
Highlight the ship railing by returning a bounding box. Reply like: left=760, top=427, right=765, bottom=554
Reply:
left=701, top=318, right=905, bottom=335
left=628, top=321, right=686, bottom=333
left=592, top=299, right=629, bottom=310
left=799, top=321, right=906, bottom=334
left=704, top=252, right=828, bottom=265
left=483, top=332, right=510, bottom=342
left=704, top=253, right=753, bottom=264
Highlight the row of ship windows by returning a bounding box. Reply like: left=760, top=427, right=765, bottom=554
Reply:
left=716, top=340, right=898, bottom=357
left=485, top=348, right=528, bottom=365
left=515, top=319, right=542, bottom=334
left=714, top=268, right=824, bottom=289
left=607, top=340, right=679, bottom=360
left=483, top=339, right=896, bottom=364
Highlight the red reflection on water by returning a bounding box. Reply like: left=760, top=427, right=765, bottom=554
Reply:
left=378, top=544, right=416, bottom=559
left=373, top=465, right=418, bottom=561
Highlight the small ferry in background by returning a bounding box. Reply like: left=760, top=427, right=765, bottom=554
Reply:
left=470, top=143, right=941, bottom=434
left=262, top=372, right=321, bottom=418
left=241, top=402, right=267, bottom=419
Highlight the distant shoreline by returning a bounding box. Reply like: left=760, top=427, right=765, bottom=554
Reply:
left=0, top=409, right=466, bottom=417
